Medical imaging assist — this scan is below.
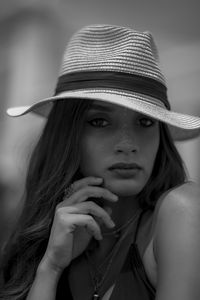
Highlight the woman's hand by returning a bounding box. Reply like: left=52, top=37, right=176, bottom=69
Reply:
left=39, top=177, right=118, bottom=273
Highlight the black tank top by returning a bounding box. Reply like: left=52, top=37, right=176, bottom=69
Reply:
left=56, top=209, right=156, bottom=299
left=108, top=209, right=156, bottom=299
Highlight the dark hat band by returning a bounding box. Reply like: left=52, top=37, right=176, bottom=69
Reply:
left=54, top=71, right=170, bottom=110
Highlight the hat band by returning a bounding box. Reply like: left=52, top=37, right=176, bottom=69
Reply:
left=54, top=71, right=170, bottom=109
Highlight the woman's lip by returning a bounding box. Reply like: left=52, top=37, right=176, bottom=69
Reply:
left=109, top=168, right=141, bottom=178
left=109, top=162, right=141, bottom=170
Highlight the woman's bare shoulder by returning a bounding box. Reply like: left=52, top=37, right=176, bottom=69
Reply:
left=152, top=182, right=200, bottom=299
left=152, top=181, right=200, bottom=252
left=167, top=181, right=200, bottom=200
left=154, top=181, right=200, bottom=219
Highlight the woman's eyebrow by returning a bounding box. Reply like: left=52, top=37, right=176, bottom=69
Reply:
left=88, top=103, right=114, bottom=112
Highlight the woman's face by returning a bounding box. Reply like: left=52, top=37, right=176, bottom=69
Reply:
left=79, top=101, right=160, bottom=197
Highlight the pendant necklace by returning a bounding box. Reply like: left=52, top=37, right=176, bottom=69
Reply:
left=85, top=208, right=141, bottom=299
left=86, top=232, right=122, bottom=300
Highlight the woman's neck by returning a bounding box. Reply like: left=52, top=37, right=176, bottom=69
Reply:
left=87, top=195, right=141, bottom=266
left=101, top=195, right=140, bottom=232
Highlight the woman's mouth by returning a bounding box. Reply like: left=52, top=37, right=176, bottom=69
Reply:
left=108, top=162, right=142, bottom=178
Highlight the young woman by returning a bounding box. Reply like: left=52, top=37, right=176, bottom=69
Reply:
left=1, top=24, right=200, bottom=300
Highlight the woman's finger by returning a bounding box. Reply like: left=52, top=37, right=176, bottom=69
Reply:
left=60, top=212, right=103, bottom=240
left=62, top=185, right=118, bottom=206
left=63, top=176, right=103, bottom=200
left=61, top=202, right=115, bottom=228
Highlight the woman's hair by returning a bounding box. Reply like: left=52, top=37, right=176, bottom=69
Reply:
left=0, top=98, right=91, bottom=299
left=138, top=122, right=187, bottom=209
left=0, top=99, right=187, bottom=299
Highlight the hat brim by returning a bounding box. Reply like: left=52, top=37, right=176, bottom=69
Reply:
left=7, top=89, right=200, bottom=141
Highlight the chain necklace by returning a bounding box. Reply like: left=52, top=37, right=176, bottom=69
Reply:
left=85, top=209, right=141, bottom=299
left=101, top=209, right=142, bottom=238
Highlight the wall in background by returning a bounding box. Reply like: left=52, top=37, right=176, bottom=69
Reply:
left=0, top=0, right=199, bottom=248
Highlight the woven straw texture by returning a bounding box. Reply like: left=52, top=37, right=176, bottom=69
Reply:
left=61, top=24, right=166, bottom=85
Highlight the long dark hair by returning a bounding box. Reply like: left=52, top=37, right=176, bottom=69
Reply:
left=0, top=98, right=91, bottom=299
left=0, top=99, right=187, bottom=299
left=138, top=122, right=187, bottom=209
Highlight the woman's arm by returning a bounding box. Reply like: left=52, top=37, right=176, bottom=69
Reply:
left=154, top=182, right=200, bottom=300
left=26, top=176, right=116, bottom=299
left=26, top=260, right=62, bottom=300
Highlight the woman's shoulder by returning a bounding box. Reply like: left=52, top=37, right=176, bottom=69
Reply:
left=149, top=181, right=200, bottom=242
left=152, top=181, right=200, bottom=263
left=166, top=180, right=200, bottom=199
left=140, top=181, right=200, bottom=251
left=154, top=181, right=200, bottom=220
left=150, top=182, right=200, bottom=297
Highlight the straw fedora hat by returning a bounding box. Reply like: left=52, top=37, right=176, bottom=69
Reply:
left=7, top=24, right=200, bottom=141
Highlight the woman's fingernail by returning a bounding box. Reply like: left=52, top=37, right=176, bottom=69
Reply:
left=112, top=194, right=118, bottom=201
left=95, top=177, right=103, bottom=181
left=109, top=220, right=115, bottom=227
left=105, top=206, right=112, bottom=215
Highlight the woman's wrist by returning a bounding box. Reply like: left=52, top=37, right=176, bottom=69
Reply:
left=37, top=258, right=63, bottom=279
left=26, top=259, right=62, bottom=300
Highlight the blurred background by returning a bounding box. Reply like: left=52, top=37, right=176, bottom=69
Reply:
left=0, top=0, right=200, bottom=250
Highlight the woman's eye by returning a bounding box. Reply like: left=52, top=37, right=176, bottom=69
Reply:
left=88, top=118, right=109, bottom=127
left=139, top=118, right=155, bottom=127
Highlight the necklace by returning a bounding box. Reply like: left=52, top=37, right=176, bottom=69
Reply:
left=101, top=210, right=142, bottom=238
left=85, top=209, right=141, bottom=299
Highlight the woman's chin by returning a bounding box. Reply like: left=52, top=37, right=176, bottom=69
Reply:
left=103, top=180, right=144, bottom=197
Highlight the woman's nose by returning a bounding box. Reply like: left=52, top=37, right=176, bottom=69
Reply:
left=114, top=130, right=139, bottom=154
